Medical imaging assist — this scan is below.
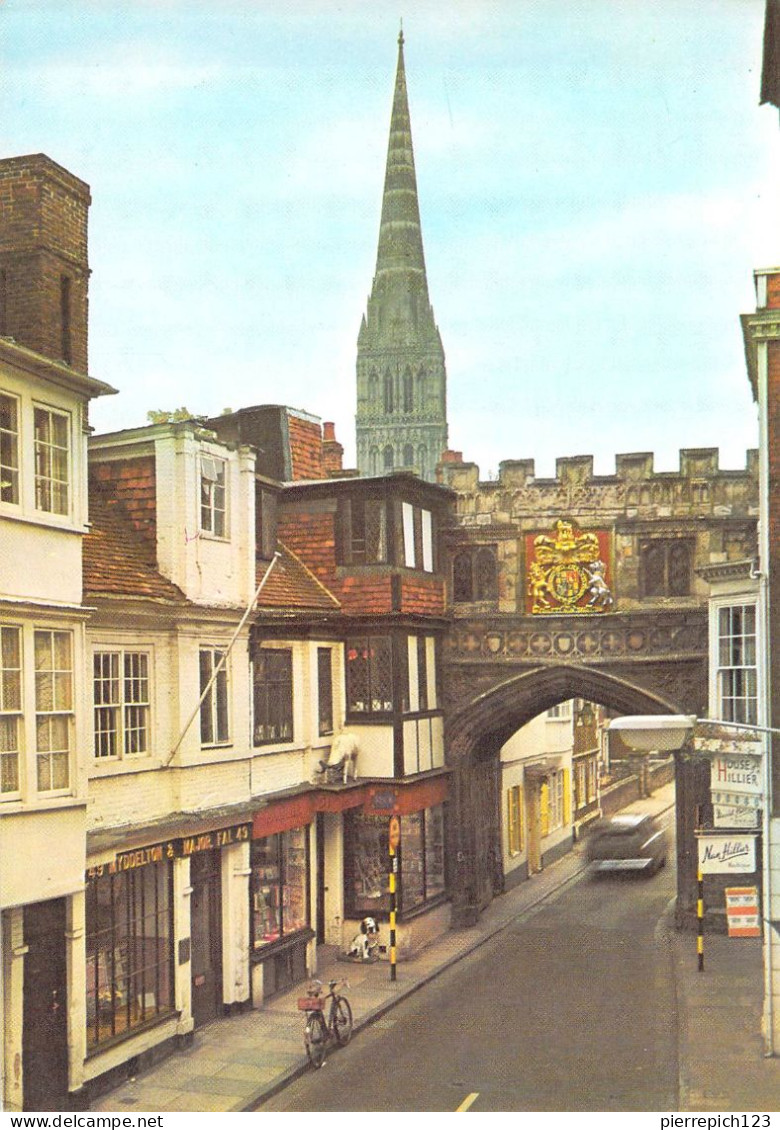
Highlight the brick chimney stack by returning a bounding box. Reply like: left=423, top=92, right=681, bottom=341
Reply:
left=322, top=421, right=344, bottom=476
left=0, top=154, right=91, bottom=373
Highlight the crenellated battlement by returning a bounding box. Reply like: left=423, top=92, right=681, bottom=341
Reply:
left=439, top=448, right=758, bottom=492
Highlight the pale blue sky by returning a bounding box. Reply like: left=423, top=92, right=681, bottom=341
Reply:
left=2, top=0, right=777, bottom=478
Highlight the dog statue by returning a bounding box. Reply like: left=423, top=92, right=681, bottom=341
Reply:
left=347, top=917, right=380, bottom=962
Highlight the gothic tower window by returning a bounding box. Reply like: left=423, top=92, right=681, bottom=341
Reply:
left=383, top=445, right=394, bottom=471
left=383, top=370, right=394, bottom=415
left=417, top=369, right=426, bottom=410
left=369, top=368, right=379, bottom=408
left=639, top=539, right=692, bottom=597
left=452, top=552, right=473, bottom=603
left=403, top=444, right=414, bottom=468
left=403, top=368, right=413, bottom=413
left=453, top=546, right=498, bottom=603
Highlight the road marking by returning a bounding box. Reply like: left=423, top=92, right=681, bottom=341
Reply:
left=456, top=1092, right=479, bottom=1112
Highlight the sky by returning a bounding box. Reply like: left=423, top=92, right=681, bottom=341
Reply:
left=2, top=0, right=778, bottom=479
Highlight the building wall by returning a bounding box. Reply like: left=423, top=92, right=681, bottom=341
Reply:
left=440, top=449, right=758, bottom=617
left=0, top=155, right=90, bottom=373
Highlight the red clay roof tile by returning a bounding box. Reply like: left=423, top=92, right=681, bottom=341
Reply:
left=256, top=543, right=340, bottom=612
left=83, top=490, right=187, bottom=603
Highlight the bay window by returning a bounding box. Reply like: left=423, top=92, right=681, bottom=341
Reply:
left=0, top=625, right=21, bottom=794
left=346, top=635, right=393, bottom=715
left=34, top=405, right=69, bottom=516
left=200, top=647, right=229, bottom=746
left=0, top=392, right=19, bottom=504
left=34, top=629, right=72, bottom=791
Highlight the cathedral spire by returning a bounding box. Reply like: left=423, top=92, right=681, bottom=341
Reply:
left=355, top=32, right=448, bottom=483
left=373, top=25, right=428, bottom=294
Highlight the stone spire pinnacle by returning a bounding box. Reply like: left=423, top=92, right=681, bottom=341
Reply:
left=372, top=26, right=428, bottom=296
left=355, top=31, right=448, bottom=483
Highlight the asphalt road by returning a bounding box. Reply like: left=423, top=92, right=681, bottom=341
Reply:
left=257, top=831, right=678, bottom=1112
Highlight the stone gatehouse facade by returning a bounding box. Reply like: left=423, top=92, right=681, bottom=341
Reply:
left=436, top=446, right=759, bottom=924
left=439, top=447, right=758, bottom=616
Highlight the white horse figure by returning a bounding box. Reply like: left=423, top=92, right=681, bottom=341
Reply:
left=317, top=732, right=359, bottom=783
left=587, top=560, right=614, bottom=608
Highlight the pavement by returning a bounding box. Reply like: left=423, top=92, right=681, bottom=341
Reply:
left=91, top=779, right=780, bottom=1114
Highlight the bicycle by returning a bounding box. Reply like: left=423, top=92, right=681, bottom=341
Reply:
left=297, top=978, right=353, bottom=1068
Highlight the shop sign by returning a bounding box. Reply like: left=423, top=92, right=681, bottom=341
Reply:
left=711, top=789, right=761, bottom=811
left=370, top=789, right=398, bottom=812
left=87, top=840, right=177, bottom=879
left=714, top=803, right=759, bottom=829
left=725, top=887, right=761, bottom=937
left=697, top=833, right=757, bottom=874
left=389, top=815, right=401, bottom=851
left=87, top=822, right=251, bottom=880
left=177, top=823, right=250, bottom=857
left=709, top=754, right=762, bottom=797
left=694, top=733, right=763, bottom=756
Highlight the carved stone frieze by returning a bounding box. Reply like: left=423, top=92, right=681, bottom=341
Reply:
left=445, top=610, right=707, bottom=665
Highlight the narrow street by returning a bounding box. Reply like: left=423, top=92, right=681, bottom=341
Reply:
left=257, top=824, right=678, bottom=1113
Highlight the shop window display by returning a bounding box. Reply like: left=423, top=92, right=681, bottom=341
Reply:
left=85, top=862, right=174, bottom=1049
left=345, top=806, right=446, bottom=918
left=251, top=827, right=309, bottom=948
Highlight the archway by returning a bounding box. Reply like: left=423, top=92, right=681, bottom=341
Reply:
left=445, top=664, right=694, bottom=926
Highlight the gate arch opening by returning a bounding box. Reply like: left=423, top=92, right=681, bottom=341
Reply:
left=445, top=664, right=690, bottom=926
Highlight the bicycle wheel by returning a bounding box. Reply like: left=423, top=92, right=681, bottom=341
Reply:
left=332, top=995, right=353, bottom=1046
left=305, top=1011, right=328, bottom=1068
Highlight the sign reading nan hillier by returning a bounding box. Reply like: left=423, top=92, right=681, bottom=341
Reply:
left=697, top=833, right=757, bottom=874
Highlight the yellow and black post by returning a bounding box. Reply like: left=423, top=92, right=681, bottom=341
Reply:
left=697, top=867, right=704, bottom=972
left=389, top=815, right=400, bottom=982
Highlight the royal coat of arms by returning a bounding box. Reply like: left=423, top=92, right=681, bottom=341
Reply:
left=525, top=521, right=614, bottom=615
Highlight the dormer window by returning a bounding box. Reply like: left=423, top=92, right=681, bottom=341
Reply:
left=200, top=455, right=226, bottom=538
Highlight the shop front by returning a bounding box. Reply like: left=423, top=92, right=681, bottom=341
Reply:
left=340, top=774, right=450, bottom=959
left=83, top=813, right=253, bottom=1094
left=248, top=773, right=451, bottom=999
left=251, top=795, right=315, bottom=1003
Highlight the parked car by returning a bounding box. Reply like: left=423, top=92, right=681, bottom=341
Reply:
left=586, top=813, right=667, bottom=875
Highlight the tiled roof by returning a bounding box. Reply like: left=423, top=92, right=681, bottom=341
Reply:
left=287, top=412, right=324, bottom=481
left=83, top=490, right=187, bottom=603
left=256, top=543, right=340, bottom=612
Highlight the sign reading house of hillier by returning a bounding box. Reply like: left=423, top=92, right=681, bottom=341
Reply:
left=694, top=729, right=764, bottom=830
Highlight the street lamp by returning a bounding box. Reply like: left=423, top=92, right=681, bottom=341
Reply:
left=608, top=714, right=696, bottom=752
